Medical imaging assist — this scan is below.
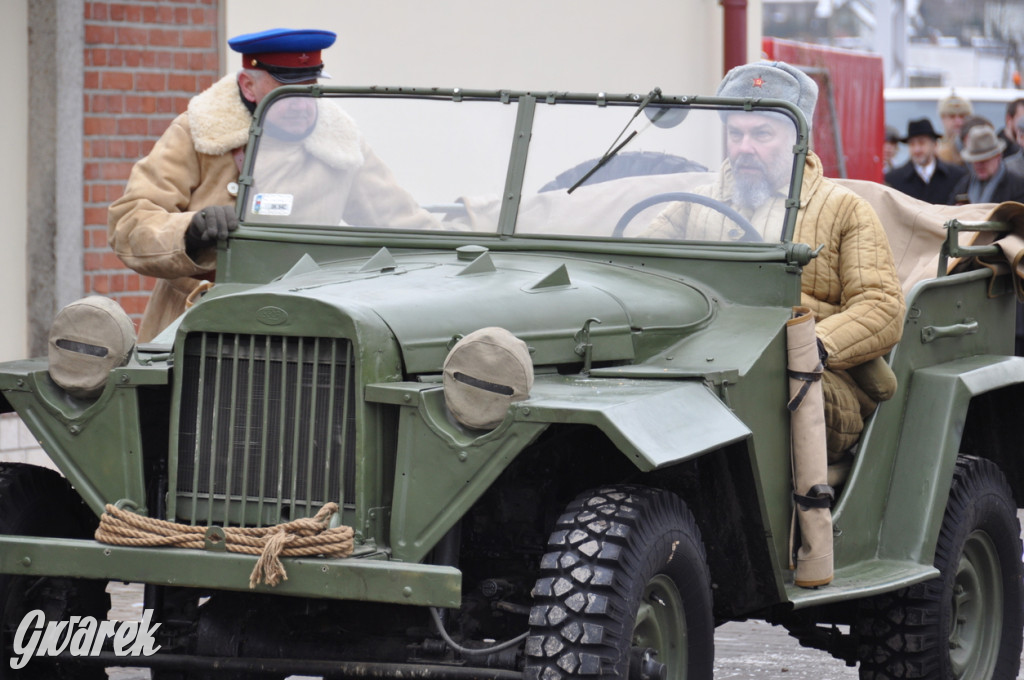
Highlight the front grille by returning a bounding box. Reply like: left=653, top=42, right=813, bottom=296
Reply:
left=175, top=333, right=356, bottom=526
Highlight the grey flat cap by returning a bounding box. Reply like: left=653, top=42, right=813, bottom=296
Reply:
left=717, top=61, right=818, bottom=132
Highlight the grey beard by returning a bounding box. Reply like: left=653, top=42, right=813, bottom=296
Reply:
left=733, top=176, right=772, bottom=212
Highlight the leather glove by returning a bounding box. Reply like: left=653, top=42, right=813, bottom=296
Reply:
left=185, top=205, right=238, bottom=255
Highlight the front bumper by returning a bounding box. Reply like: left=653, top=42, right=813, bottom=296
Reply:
left=0, top=535, right=461, bottom=607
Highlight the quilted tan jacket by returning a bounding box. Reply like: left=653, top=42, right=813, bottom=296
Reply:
left=647, top=152, right=905, bottom=370
left=792, top=153, right=905, bottom=369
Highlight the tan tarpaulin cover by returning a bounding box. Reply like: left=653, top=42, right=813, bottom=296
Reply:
left=834, top=179, right=996, bottom=291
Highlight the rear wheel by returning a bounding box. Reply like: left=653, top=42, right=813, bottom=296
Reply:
left=524, top=485, right=714, bottom=679
left=856, top=455, right=1023, bottom=679
left=0, top=463, right=110, bottom=679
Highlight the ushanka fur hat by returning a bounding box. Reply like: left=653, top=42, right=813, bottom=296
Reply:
left=717, top=61, right=819, bottom=133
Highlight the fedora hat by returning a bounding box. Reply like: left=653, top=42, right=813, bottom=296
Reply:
left=901, top=118, right=941, bottom=142
left=961, top=125, right=1006, bottom=163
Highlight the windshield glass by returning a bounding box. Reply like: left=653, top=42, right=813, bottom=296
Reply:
left=242, top=90, right=802, bottom=244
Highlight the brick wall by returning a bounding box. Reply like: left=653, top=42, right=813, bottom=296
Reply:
left=82, top=0, right=221, bottom=327
left=0, top=2, right=223, bottom=468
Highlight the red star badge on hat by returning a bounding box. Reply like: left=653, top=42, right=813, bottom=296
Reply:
left=298, top=53, right=310, bottom=64
left=753, top=76, right=764, bottom=88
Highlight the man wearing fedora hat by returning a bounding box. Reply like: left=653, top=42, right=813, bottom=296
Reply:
left=949, top=124, right=1024, bottom=205
left=108, top=28, right=434, bottom=342
left=885, top=118, right=965, bottom=204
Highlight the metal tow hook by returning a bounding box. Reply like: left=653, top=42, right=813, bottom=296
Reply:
left=574, top=317, right=602, bottom=375
left=629, top=647, right=667, bottom=680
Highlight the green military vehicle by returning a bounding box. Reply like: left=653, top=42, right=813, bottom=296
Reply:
left=0, top=86, right=1021, bottom=680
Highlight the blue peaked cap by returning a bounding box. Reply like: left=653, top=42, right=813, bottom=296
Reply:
left=228, top=28, right=336, bottom=55
left=229, top=28, right=337, bottom=83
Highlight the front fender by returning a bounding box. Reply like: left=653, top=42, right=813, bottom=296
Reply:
left=516, top=375, right=751, bottom=471
left=369, top=375, right=750, bottom=564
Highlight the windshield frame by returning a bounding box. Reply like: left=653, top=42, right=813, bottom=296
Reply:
left=237, top=85, right=810, bottom=246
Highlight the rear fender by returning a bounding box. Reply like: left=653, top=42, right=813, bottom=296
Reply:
left=878, top=355, right=1024, bottom=564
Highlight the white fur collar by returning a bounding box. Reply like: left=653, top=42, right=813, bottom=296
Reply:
left=188, top=74, right=251, bottom=156
left=188, top=73, right=363, bottom=170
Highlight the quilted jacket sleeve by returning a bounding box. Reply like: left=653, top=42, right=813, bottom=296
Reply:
left=799, top=182, right=906, bottom=370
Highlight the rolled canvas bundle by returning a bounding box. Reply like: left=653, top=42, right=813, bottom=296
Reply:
left=786, top=306, right=835, bottom=588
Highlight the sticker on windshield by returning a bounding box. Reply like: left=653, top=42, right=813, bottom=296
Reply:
left=252, top=193, right=294, bottom=216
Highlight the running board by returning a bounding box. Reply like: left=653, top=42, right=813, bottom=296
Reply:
left=784, top=559, right=939, bottom=609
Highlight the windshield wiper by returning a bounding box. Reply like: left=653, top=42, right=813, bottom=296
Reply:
left=567, top=87, right=663, bottom=194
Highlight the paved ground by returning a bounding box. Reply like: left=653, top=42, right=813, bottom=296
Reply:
left=714, top=620, right=859, bottom=679
left=99, top=585, right=859, bottom=680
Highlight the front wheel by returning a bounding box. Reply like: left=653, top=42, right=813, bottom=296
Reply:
left=0, top=463, right=110, bottom=679
left=857, top=455, right=1024, bottom=679
left=524, top=485, right=714, bottom=679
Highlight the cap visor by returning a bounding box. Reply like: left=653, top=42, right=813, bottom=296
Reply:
left=269, top=71, right=323, bottom=84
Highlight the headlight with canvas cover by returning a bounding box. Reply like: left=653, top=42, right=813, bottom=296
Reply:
left=442, top=326, right=533, bottom=430
left=48, top=296, right=136, bottom=399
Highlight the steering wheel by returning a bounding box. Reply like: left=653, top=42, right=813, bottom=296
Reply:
left=612, top=191, right=762, bottom=242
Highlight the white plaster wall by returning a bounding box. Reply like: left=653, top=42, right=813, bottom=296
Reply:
left=0, top=0, right=29, bottom=362
left=225, top=0, right=761, bottom=96
left=0, top=413, right=54, bottom=470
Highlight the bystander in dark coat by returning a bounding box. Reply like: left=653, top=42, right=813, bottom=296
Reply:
left=997, top=98, right=1024, bottom=158
left=949, top=125, right=1024, bottom=205
left=882, top=125, right=900, bottom=174
left=885, top=119, right=965, bottom=204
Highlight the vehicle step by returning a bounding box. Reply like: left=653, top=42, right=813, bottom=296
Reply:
left=784, top=559, right=938, bottom=609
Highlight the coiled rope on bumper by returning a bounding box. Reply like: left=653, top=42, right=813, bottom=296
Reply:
left=94, top=502, right=354, bottom=588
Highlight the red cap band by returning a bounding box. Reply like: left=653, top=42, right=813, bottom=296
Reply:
left=243, top=50, right=323, bottom=70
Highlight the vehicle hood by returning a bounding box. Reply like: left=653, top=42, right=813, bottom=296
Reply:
left=208, top=249, right=714, bottom=373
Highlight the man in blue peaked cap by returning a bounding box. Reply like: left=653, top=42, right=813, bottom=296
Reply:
left=108, top=28, right=434, bottom=342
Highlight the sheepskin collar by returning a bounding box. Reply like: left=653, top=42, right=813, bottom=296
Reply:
left=188, top=73, right=363, bottom=170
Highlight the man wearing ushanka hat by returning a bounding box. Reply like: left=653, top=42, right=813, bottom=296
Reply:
left=645, top=61, right=905, bottom=464
left=936, top=92, right=973, bottom=167
left=109, top=28, right=435, bottom=342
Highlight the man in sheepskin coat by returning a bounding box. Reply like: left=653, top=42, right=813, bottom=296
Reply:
left=108, top=28, right=434, bottom=342
left=645, top=62, right=905, bottom=463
